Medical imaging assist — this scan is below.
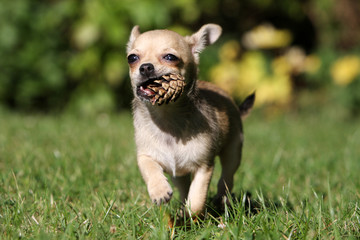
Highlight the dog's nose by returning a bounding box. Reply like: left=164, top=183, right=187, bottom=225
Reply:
left=139, top=63, right=155, bottom=77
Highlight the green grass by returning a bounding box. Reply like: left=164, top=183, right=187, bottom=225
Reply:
left=0, top=106, right=359, bottom=239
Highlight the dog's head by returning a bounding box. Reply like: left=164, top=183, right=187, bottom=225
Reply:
left=126, top=24, right=222, bottom=105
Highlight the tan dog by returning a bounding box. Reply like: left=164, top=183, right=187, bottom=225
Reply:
left=126, top=24, right=255, bottom=215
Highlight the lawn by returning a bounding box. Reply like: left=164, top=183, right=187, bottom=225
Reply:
left=0, top=104, right=359, bottom=239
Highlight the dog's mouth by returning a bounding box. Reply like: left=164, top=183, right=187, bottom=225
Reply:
left=137, top=77, right=162, bottom=98
left=136, top=74, right=186, bottom=106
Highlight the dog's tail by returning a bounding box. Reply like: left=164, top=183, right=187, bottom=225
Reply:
left=239, top=92, right=255, bottom=118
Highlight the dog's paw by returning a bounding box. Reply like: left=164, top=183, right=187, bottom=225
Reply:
left=148, top=181, right=173, bottom=205
left=211, top=193, right=236, bottom=212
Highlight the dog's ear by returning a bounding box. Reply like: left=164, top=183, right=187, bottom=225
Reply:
left=186, top=24, right=222, bottom=62
left=127, top=25, right=141, bottom=53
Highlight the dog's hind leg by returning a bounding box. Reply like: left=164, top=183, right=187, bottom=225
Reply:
left=216, top=133, right=243, bottom=200
left=172, top=174, right=191, bottom=203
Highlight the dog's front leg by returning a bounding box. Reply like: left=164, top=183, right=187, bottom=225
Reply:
left=137, top=154, right=173, bottom=205
left=185, top=165, right=214, bottom=215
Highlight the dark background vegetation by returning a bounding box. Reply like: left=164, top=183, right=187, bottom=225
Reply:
left=1, top=0, right=360, bottom=116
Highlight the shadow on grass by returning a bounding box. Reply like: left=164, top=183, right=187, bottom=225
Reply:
left=207, top=191, right=294, bottom=218
left=167, top=191, right=294, bottom=228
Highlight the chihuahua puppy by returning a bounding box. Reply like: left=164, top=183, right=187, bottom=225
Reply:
left=127, top=24, right=254, bottom=215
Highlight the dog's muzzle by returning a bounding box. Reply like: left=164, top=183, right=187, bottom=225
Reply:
left=136, top=74, right=186, bottom=106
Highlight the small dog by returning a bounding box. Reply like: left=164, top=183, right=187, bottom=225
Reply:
left=126, top=24, right=255, bottom=215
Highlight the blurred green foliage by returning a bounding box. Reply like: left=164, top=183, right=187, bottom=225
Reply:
left=0, top=0, right=76, bottom=110
left=0, top=0, right=359, bottom=115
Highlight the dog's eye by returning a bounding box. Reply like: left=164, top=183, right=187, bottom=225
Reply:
left=127, top=54, right=139, bottom=64
left=163, top=54, right=179, bottom=62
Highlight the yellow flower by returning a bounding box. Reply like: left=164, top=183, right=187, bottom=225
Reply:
left=255, top=75, right=292, bottom=107
left=272, top=56, right=292, bottom=75
left=304, top=54, right=321, bottom=74
left=331, top=55, right=360, bottom=86
left=242, top=23, right=292, bottom=49
left=210, top=62, right=239, bottom=95
left=234, top=52, right=267, bottom=98
left=219, top=40, right=241, bottom=62
left=211, top=44, right=294, bottom=108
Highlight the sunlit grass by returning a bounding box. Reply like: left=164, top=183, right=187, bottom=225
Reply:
left=0, top=106, right=359, bottom=239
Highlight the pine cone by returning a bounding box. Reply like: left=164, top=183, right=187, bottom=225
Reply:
left=148, top=74, right=186, bottom=106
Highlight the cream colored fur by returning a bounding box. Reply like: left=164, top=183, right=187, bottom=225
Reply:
left=127, top=24, right=253, bottom=215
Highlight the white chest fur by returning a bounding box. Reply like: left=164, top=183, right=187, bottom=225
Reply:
left=133, top=103, right=216, bottom=176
